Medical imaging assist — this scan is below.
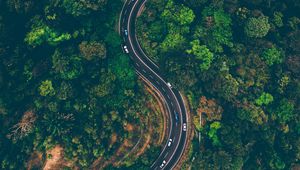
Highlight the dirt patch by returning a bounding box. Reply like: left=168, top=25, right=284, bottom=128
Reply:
left=124, top=123, right=134, bottom=132
left=43, top=145, right=77, bottom=170
left=111, top=133, right=118, bottom=145
left=124, top=139, right=133, bottom=147
left=136, top=133, right=151, bottom=157
left=27, top=151, right=43, bottom=170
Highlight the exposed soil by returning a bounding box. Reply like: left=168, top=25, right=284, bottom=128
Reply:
left=27, top=151, right=43, bottom=170
left=43, top=145, right=76, bottom=170
left=125, top=123, right=134, bottom=132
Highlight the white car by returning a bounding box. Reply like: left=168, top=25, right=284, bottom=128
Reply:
left=124, top=29, right=128, bottom=36
left=160, top=160, right=166, bottom=168
left=123, top=45, right=129, bottom=53
left=167, top=138, right=173, bottom=147
left=183, top=123, right=187, bottom=131
left=167, top=82, right=172, bottom=88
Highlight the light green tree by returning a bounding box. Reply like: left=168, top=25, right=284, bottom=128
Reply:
left=162, top=0, right=195, bottom=26
left=208, top=121, right=221, bottom=146
left=244, top=16, right=270, bottom=38
left=255, top=92, right=274, bottom=106
left=39, top=80, right=55, bottom=96
left=272, top=12, right=283, bottom=27
left=186, top=39, right=214, bottom=70
left=161, top=33, right=186, bottom=51
left=262, top=47, right=283, bottom=66
left=25, top=22, right=71, bottom=47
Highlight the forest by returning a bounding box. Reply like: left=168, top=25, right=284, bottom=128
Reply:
left=0, top=0, right=299, bottom=169
left=137, top=0, right=300, bottom=169
left=0, top=0, right=161, bottom=169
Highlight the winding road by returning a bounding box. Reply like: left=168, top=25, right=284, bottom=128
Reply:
left=119, top=0, right=189, bottom=169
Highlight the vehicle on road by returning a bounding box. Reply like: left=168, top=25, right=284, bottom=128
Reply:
left=160, top=160, right=166, bottom=168
left=167, top=82, right=172, bottom=88
left=183, top=123, right=187, bottom=131
left=124, top=29, right=128, bottom=36
left=123, top=45, right=129, bottom=53
left=167, top=138, right=173, bottom=147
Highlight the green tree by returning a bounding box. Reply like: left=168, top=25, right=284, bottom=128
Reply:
left=52, top=49, right=83, bottom=80
left=79, top=41, right=106, bottom=60
left=262, top=47, right=283, bottom=66
left=61, top=0, right=108, bottom=16
left=274, top=99, right=294, bottom=124
left=272, top=12, right=283, bottom=27
left=162, top=0, right=195, bottom=26
left=161, top=33, right=186, bottom=51
left=39, top=80, right=55, bottom=96
left=186, top=40, right=214, bottom=70
left=194, top=8, right=233, bottom=53
left=184, top=0, right=208, bottom=8
left=255, top=92, right=273, bottom=106
left=244, top=16, right=270, bottom=38
left=208, top=121, right=221, bottom=146
left=237, top=102, right=267, bottom=125
left=211, top=73, right=239, bottom=102
left=25, top=20, right=71, bottom=47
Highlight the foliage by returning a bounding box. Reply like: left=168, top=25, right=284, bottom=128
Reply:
left=274, top=99, right=295, bottom=124
left=0, top=0, right=150, bottom=168
left=61, top=0, right=108, bottom=16
left=51, top=49, right=83, bottom=80
left=161, top=33, right=186, bottom=51
left=194, top=7, right=233, bottom=53
left=39, top=80, right=55, bottom=96
left=255, top=92, right=273, bottom=106
left=262, top=47, right=283, bottom=66
left=186, top=39, right=214, bottom=70
left=137, top=0, right=300, bottom=169
left=162, top=0, right=195, bottom=26
left=79, top=41, right=106, bottom=60
left=207, top=121, right=221, bottom=146
left=272, top=12, right=283, bottom=27
left=25, top=21, right=71, bottom=47
left=244, top=16, right=271, bottom=38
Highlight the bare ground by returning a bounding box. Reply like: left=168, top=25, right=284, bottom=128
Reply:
left=43, top=145, right=77, bottom=170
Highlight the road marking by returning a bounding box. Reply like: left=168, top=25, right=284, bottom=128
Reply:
left=136, top=63, right=140, bottom=67
left=164, top=152, right=169, bottom=158
left=149, top=75, right=153, bottom=79
left=167, top=95, right=170, bottom=99
left=127, top=1, right=184, bottom=168
left=142, top=69, right=146, bottom=73
left=162, top=87, right=166, bottom=92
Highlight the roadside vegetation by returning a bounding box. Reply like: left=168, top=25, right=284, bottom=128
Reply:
left=0, top=0, right=165, bottom=169
left=137, top=0, right=300, bottom=169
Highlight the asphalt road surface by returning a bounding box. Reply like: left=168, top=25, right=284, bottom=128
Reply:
left=119, top=0, right=188, bottom=169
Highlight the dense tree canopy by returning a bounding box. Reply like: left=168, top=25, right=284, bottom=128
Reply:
left=138, top=0, right=300, bottom=169
left=244, top=16, right=271, bottom=38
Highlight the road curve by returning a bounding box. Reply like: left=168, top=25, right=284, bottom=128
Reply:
left=119, top=0, right=188, bottom=169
